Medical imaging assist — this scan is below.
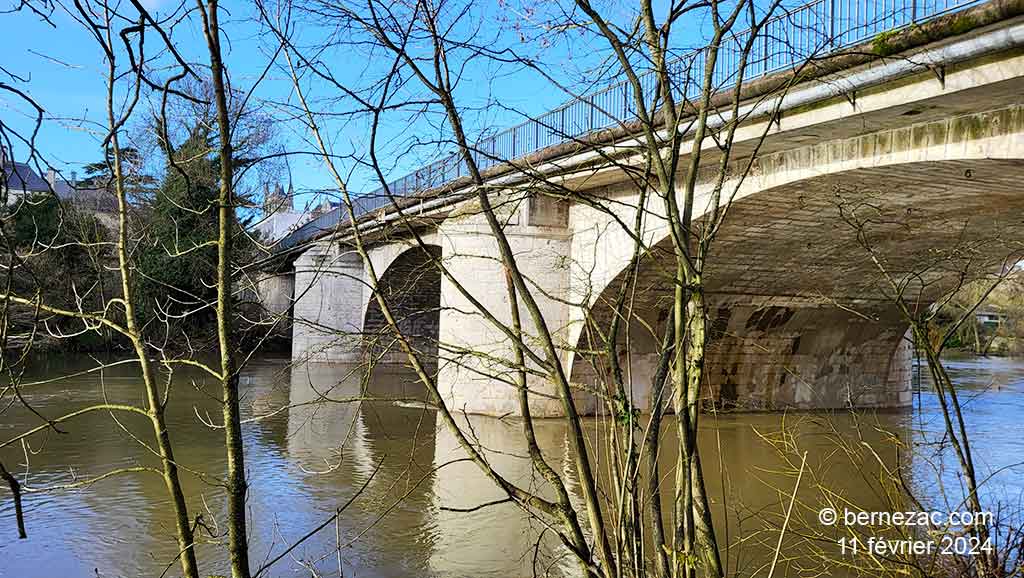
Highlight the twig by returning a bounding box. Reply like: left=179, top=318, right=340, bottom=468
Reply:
left=0, top=460, right=27, bottom=539
left=767, top=451, right=807, bottom=578
left=253, top=456, right=385, bottom=577
left=439, top=497, right=512, bottom=512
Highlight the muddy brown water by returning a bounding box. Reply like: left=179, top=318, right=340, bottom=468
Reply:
left=0, top=355, right=1021, bottom=577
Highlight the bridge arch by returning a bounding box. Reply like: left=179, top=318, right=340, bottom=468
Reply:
left=362, top=243, right=443, bottom=364
left=567, top=106, right=1024, bottom=411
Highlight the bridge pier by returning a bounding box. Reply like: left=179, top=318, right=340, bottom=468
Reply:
left=436, top=193, right=574, bottom=417
left=291, top=241, right=365, bottom=363
left=568, top=298, right=912, bottom=413
left=702, top=299, right=912, bottom=410
left=252, top=271, right=294, bottom=336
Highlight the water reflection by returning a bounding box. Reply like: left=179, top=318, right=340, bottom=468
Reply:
left=431, top=414, right=579, bottom=577
left=275, top=361, right=439, bottom=576
left=0, top=355, right=1020, bottom=577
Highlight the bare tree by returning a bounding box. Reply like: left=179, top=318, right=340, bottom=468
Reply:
left=0, top=2, right=203, bottom=576
left=0, top=2, right=280, bottom=576
left=834, top=185, right=1024, bottom=577
left=260, top=0, right=825, bottom=575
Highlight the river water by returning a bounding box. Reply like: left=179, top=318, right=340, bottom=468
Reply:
left=0, top=355, right=1021, bottom=577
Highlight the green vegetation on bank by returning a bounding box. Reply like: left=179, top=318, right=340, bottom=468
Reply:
left=939, top=274, right=1024, bottom=356
left=136, top=122, right=257, bottom=347
left=4, top=193, right=111, bottom=351
left=2, top=125, right=260, bottom=353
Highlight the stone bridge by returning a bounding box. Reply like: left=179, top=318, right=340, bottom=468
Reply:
left=255, top=1, right=1024, bottom=416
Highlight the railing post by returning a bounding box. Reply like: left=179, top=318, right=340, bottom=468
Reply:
left=829, top=0, right=837, bottom=47
left=763, top=30, right=770, bottom=76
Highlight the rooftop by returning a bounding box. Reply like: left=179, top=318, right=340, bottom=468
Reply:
left=2, top=162, right=50, bottom=194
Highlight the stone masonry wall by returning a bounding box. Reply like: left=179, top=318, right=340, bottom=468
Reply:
left=291, top=242, right=364, bottom=363
left=568, top=298, right=913, bottom=413
left=702, top=300, right=912, bottom=410
left=437, top=192, right=573, bottom=417
left=253, top=271, right=295, bottom=336
left=363, top=245, right=442, bottom=363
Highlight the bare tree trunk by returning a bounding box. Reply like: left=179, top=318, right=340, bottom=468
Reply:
left=100, top=12, right=201, bottom=575
left=913, top=324, right=994, bottom=573
left=110, top=94, right=201, bottom=578
left=198, top=1, right=251, bottom=576
left=646, top=319, right=675, bottom=577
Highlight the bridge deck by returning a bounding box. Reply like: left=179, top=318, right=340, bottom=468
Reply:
left=276, top=0, right=986, bottom=252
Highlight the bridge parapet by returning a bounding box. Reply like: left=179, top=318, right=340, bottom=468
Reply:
left=274, top=0, right=998, bottom=253
left=272, top=5, right=1024, bottom=417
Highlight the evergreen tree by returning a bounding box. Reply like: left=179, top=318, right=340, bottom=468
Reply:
left=137, top=123, right=221, bottom=338
left=137, top=121, right=257, bottom=345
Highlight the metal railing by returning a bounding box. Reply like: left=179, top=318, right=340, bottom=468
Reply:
left=277, top=0, right=980, bottom=251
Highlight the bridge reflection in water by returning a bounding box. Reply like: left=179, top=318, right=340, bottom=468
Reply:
left=277, top=360, right=908, bottom=577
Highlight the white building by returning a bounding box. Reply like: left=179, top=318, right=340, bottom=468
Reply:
left=253, top=183, right=313, bottom=244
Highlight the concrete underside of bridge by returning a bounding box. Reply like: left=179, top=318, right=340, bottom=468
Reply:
left=264, top=19, right=1024, bottom=417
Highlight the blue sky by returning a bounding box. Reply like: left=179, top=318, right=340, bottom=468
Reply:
left=1, top=0, right=729, bottom=209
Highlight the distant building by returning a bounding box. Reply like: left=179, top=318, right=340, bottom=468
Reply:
left=46, top=169, right=117, bottom=213
left=2, top=161, right=50, bottom=202
left=976, top=306, right=1006, bottom=327
left=1, top=158, right=120, bottom=240
left=253, top=182, right=312, bottom=243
